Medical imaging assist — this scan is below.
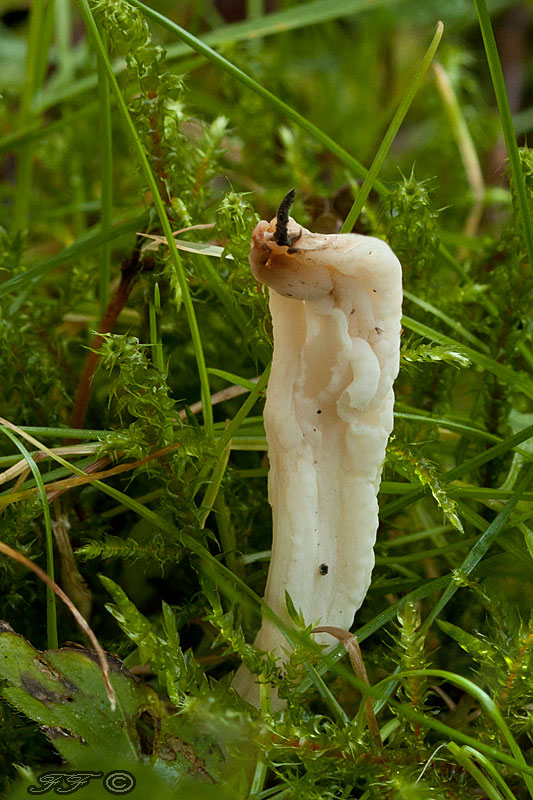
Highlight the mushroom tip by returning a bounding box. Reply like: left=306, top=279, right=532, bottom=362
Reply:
left=273, top=188, right=297, bottom=247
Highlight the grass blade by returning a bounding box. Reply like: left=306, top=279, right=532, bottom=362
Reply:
left=403, top=289, right=490, bottom=353
left=75, top=0, right=214, bottom=435
left=0, top=212, right=148, bottom=300
left=0, top=427, right=57, bottom=650
left=341, top=22, right=443, bottom=232
left=97, top=34, right=113, bottom=316
left=474, top=0, right=533, bottom=268
left=127, top=0, right=387, bottom=191
left=421, top=464, right=533, bottom=632
left=381, top=422, right=533, bottom=518
left=402, top=316, right=533, bottom=399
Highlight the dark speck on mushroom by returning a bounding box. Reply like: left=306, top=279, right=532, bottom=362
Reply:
left=319, top=564, right=329, bottom=575
left=317, top=410, right=322, bottom=414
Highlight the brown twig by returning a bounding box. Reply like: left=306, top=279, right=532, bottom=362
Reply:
left=69, top=244, right=151, bottom=435
left=0, top=445, right=100, bottom=487
left=0, top=445, right=179, bottom=506
left=312, top=625, right=383, bottom=747
left=177, top=377, right=260, bottom=419
left=139, top=222, right=216, bottom=253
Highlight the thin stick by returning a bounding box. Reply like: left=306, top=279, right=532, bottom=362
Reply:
left=312, top=626, right=383, bottom=746
left=138, top=222, right=215, bottom=252
left=0, top=445, right=100, bottom=486
left=0, top=540, right=115, bottom=710
left=178, top=377, right=259, bottom=419
left=1, top=446, right=178, bottom=506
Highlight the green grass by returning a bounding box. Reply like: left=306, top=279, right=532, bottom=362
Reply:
left=0, top=0, right=532, bottom=797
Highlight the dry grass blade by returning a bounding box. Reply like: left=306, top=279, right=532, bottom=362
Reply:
left=312, top=625, right=383, bottom=746
left=0, top=446, right=179, bottom=505
left=138, top=221, right=215, bottom=252
left=178, top=377, right=260, bottom=419
left=0, top=444, right=100, bottom=486
left=0, top=540, right=116, bottom=710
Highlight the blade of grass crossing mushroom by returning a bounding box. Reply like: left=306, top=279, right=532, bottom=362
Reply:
left=0, top=426, right=57, bottom=650
left=341, top=22, right=443, bottom=233
left=312, top=626, right=382, bottom=745
left=296, top=574, right=451, bottom=694
left=75, top=0, right=214, bottom=436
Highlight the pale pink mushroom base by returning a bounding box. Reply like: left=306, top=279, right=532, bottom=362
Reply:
left=233, top=216, right=402, bottom=705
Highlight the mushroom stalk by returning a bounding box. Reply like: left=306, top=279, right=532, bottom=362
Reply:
left=234, top=195, right=402, bottom=704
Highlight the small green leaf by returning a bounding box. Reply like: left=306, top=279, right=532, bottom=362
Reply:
left=284, top=591, right=305, bottom=628
left=438, top=619, right=498, bottom=663
left=0, top=624, right=224, bottom=786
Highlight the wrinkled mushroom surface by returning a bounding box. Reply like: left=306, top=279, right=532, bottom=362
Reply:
left=234, top=214, right=402, bottom=704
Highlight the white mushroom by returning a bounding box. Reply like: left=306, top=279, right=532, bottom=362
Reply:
left=233, top=192, right=402, bottom=705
